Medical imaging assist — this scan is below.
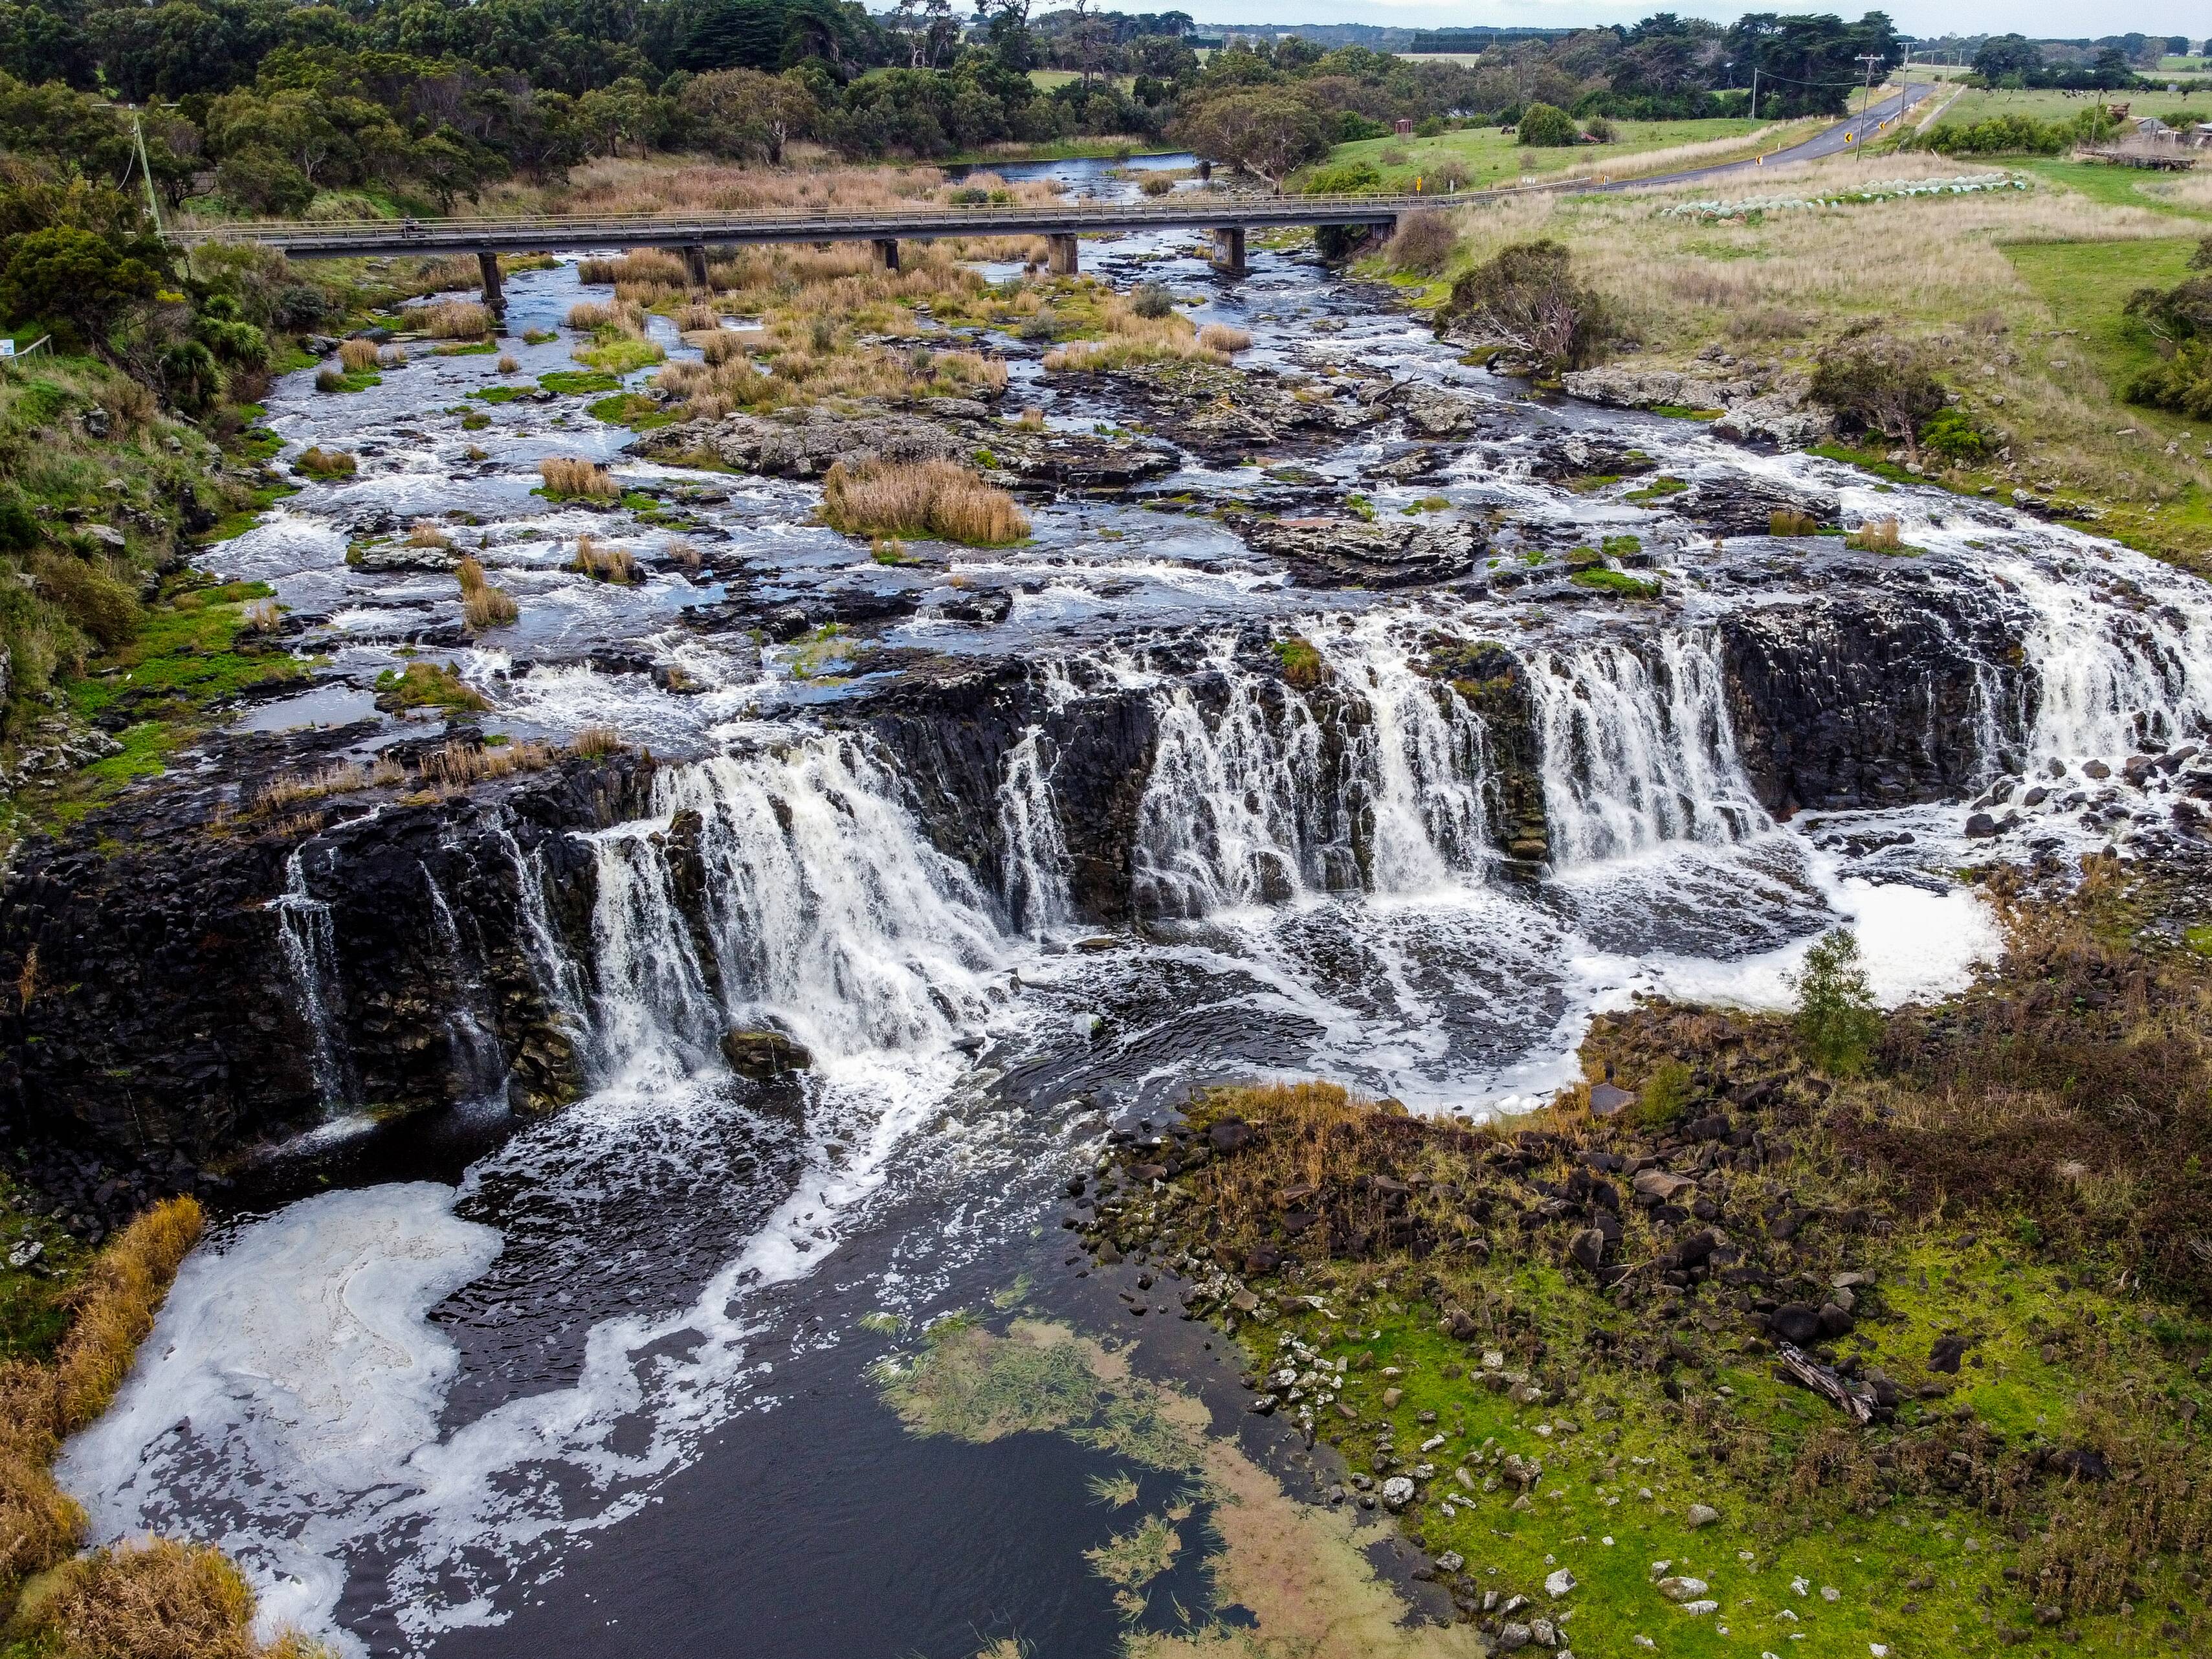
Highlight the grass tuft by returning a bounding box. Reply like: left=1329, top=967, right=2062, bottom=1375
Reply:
left=820, top=459, right=1028, bottom=545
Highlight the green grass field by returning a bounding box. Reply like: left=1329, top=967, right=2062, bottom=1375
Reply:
left=2004, top=235, right=2200, bottom=399
left=1921, top=87, right=2139, bottom=128
left=1310, top=116, right=1826, bottom=192
left=2006, top=157, right=2212, bottom=215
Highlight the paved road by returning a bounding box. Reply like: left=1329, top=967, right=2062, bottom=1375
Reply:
left=1601, top=82, right=1938, bottom=193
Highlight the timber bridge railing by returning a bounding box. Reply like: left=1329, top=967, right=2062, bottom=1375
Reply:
left=168, top=190, right=1480, bottom=304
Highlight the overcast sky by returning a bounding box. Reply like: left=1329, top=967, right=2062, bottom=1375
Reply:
left=1184, top=1, right=2198, bottom=42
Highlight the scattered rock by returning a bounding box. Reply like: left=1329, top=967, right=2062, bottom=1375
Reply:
left=1380, top=1475, right=1416, bottom=1510
left=1546, top=1568, right=1577, bottom=1598
left=1588, top=1081, right=1636, bottom=1118
left=1686, top=1503, right=1720, bottom=1529
left=720, top=1029, right=812, bottom=1078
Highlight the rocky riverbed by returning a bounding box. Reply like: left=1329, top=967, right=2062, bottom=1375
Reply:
left=10, top=164, right=2212, bottom=1657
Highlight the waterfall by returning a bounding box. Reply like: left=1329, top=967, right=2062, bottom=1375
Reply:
left=498, top=825, right=594, bottom=1049
left=419, top=862, right=509, bottom=1101
left=274, top=847, right=351, bottom=1111
left=996, top=728, right=1074, bottom=933
left=1531, top=633, right=1769, bottom=868
left=582, top=733, right=1009, bottom=1080
left=2008, top=556, right=2212, bottom=761
left=1125, top=624, right=1494, bottom=917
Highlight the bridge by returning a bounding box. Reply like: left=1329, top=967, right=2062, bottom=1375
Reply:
left=170, top=193, right=1449, bottom=306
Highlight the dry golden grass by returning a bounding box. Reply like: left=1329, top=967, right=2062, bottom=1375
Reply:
left=1, top=1198, right=203, bottom=1599
left=577, top=249, right=691, bottom=287
left=456, top=556, right=518, bottom=629
left=1044, top=295, right=1225, bottom=372
left=1197, top=322, right=1252, bottom=353
left=408, top=299, right=492, bottom=339
left=474, top=154, right=1065, bottom=221
left=664, top=537, right=702, bottom=569
left=406, top=520, right=452, bottom=550
left=417, top=739, right=553, bottom=788
left=1848, top=514, right=1903, bottom=550
left=241, top=598, right=280, bottom=633
left=294, top=447, right=355, bottom=478
left=673, top=302, right=718, bottom=331
left=496, top=354, right=518, bottom=374
left=568, top=533, right=640, bottom=583
left=820, top=459, right=1028, bottom=544
left=254, top=757, right=405, bottom=813
left=21, top=1536, right=333, bottom=1659
left=570, top=723, right=623, bottom=757
left=566, top=300, right=615, bottom=330
left=539, top=457, right=617, bottom=499
left=336, top=338, right=379, bottom=372
left=378, top=344, right=407, bottom=368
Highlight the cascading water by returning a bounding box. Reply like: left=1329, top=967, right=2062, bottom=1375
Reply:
left=1530, top=633, right=1769, bottom=867
left=586, top=733, right=1010, bottom=1078
left=419, top=862, right=510, bottom=1101
left=2006, top=553, right=2212, bottom=760
left=274, top=846, right=352, bottom=1111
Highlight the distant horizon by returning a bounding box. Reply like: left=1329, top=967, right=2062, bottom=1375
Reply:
left=1125, top=3, right=2202, bottom=47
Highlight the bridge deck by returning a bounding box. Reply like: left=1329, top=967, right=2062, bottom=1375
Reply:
left=170, top=192, right=1470, bottom=258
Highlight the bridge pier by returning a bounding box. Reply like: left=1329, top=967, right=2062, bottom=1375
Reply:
left=1210, top=226, right=1247, bottom=276
left=1046, top=233, right=1079, bottom=277
left=476, top=251, right=504, bottom=317
left=873, top=237, right=900, bottom=273
left=681, top=244, right=711, bottom=289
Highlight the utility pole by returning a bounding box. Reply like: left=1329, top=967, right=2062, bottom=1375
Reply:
left=131, top=109, right=164, bottom=238
left=1855, top=52, right=1884, bottom=161
left=1749, top=63, right=1760, bottom=122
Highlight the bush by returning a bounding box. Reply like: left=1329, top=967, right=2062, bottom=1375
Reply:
left=1518, top=102, right=1580, bottom=147
left=1305, top=158, right=1384, bottom=194
left=216, top=145, right=313, bottom=216
left=295, top=447, right=356, bottom=477
left=1385, top=210, right=1458, bottom=276
left=1809, top=337, right=1948, bottom=458
left=1634, top=1058, right=1694, bottom=1128
left=567, top=534, right=640, bottom=583
left=1438, top=239, right=1610, bottom=375
left=1129, top=283, right=1175, bottom=319
left=2128, top=340, right=2212, bottom=416
left=1138, top=172, right=1175, bottom=196
left=1793, top=927, right=1882, bottom=1076
left=1197, top=323, right=1250, bottom=353
left=1584, top=116, right=1616, bottom=143
left=1918, top=405, right=1995, bottom=464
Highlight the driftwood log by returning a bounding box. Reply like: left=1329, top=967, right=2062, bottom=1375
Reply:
left=1775, top=1341, right=1875, bottom=1423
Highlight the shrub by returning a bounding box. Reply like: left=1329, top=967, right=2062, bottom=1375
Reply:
left=295, top=447, right=356, bottom=477
left=1139, top=172, right=1175, bottom=197
left=337, top=338, right=381, bottom=373
left=1809, top=337, right=1948, bottom=459
left=568, top=534, right=641, bottom=583
left=1918, top=405, right=1995, bottom=464
left=539, top=458, right=617, bottom=499
left=1129, top=282, right=1175, bottom=319
left=1584, top=116, right=1616, bottom=143
left=35, top=553, right=140, bottom=648
left=497, top=354, right=519, bottom=374
left=1197, top=323, right=1250, bottom=353
left=1518, top=102, right=1581, bottom=147
left=1634, top=1058, right=1693, bottom=1128
left=1385, top=210, right=1458, bottom=276
left=567, top=301, right=616, bottom=329
left=1305, top=159, right=1384, bottom=194
left=1438, top=239, right=1611, bottom=375
left=1793, top=927, right=1882, bottom=1076
left=820, top=459, right=1028, bottom=545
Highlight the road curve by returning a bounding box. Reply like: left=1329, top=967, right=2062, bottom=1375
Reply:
left=1598, top=82, right=1938, bottom=194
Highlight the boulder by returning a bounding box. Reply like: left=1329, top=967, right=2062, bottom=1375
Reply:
left=1567, top=1227, right=1608, bottom=1275
left=1560, top=366, right=1730, bottom=413
left=1656, top=1575, right=1709, bottom=1602
left=1714, top=394, right=1834, bottom=451
left=1545, top=1568, right=1577, bottom=1598
left=720, top=1028, right=813, bottom=1079
left=637, top=410, right=963, bottom=478
left=1397, top=382, right=1490, bottom=437
left=1588, top=1081, right=1635, bottom=1118
left=1768, top=1302, right=1822, bottom=1344
left=1631, top=1168, right=1697, bottom=1204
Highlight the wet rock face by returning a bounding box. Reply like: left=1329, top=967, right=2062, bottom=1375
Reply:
left=0, top=754, right=656, bottom=1173
left=1240, top=515, right=1486, bottom=590
left=637, top=410, right=966, bottom=477
left=1720, top=583, right=2028, bottom=814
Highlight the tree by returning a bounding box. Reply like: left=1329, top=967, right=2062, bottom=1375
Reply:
left=1792, top=928, right=1881, bottom=1076
left=680, top=67, right=817, bottom=161
left=1438, top=239, right=1610, bottom=375
left=1167, top=87, right=1327, bottom=184
left=1518, top=101, right=1580, bottom=145
left=1971, top=32, right=2042, bottom=84
left=0, top=226, right=162, bottom=347
left=1809, top=336, right=1947, bottom=460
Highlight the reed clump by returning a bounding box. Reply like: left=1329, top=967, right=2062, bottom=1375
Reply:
left=819, top=459, right=1028, bottom=545
left=539, top=457, right=618, bottom=499
left=577, top=250, right=690, bottom=287
left=1770, top=507, right=1821, bottom=537
left=294, top=447, right=356, bottom=477
left=1847, top=515, right=1903, bottom=551
left=254, top=756, right=406, bottom=812
left=568, top=533, right=641, bottom=583
left=410, top=299, right=492, bottom=339
left=456, top=555, right=518, bottom=629
left=417, top=739, right=553, bottom=788
left=570, top=722, right=623, bottom=757
left=1198, top=322, right=1252, bottom=353
left=566, top=300, right=615, bottom=330
left=1043, top=295, right=1226, bottom=372
left=407, top=520, right=453, bottom=550
left=336, top=337, right=381, bottom=372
